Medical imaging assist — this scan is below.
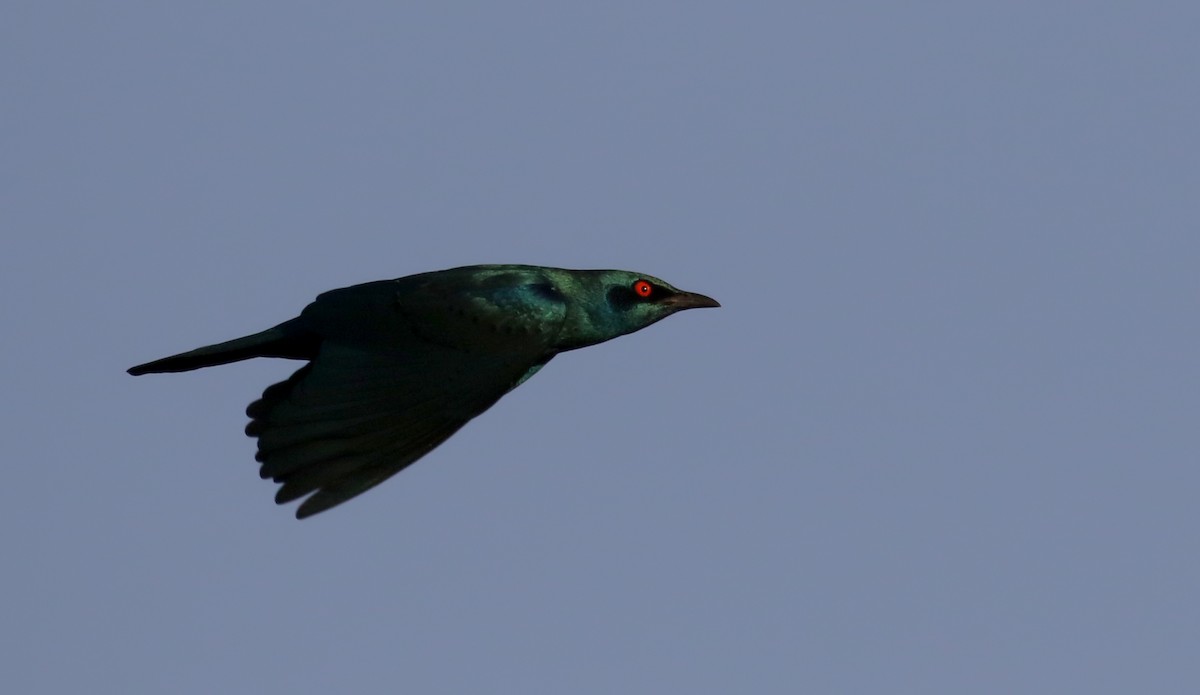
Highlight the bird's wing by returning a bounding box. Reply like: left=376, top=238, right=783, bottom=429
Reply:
left=248, top=272, right=566, bottom=518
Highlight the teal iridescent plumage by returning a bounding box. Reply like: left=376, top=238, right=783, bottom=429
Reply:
left=129, top=265, right=719, bottom=518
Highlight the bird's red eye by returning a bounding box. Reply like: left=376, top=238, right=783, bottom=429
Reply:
left=633, top=280, right=653, bottom=298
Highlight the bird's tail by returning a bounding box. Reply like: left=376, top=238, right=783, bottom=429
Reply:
left=128, top=319, right=318, bottom=375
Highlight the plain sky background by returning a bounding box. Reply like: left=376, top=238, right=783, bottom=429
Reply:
left=5, top=2, right=1198, bottom=693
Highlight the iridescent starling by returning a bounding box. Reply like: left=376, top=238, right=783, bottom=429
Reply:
left=129, top=265, right=720, bottom=518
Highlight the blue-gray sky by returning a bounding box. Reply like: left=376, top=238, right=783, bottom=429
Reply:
left=6, top=3, right=1198, bottom=693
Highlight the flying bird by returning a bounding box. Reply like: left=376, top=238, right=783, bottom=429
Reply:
left=129, top=264, right=719, bottom=518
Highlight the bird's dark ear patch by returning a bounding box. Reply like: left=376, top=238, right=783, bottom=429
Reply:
left=606, top=285, right=638, bottom=311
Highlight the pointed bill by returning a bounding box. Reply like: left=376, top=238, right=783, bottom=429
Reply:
left=662, top=291, right=721, bottom=310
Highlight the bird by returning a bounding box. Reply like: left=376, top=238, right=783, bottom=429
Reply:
left=129, top=264, right=720, bottom=518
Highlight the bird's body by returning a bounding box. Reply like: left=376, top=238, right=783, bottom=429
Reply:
left=129, top=264, right=719, bottom=518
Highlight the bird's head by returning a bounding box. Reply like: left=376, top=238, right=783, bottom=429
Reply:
left=552, top=269, right=720, bottom=351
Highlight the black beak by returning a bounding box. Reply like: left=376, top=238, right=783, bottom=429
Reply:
left=663, top=291, right=721, bottom=310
